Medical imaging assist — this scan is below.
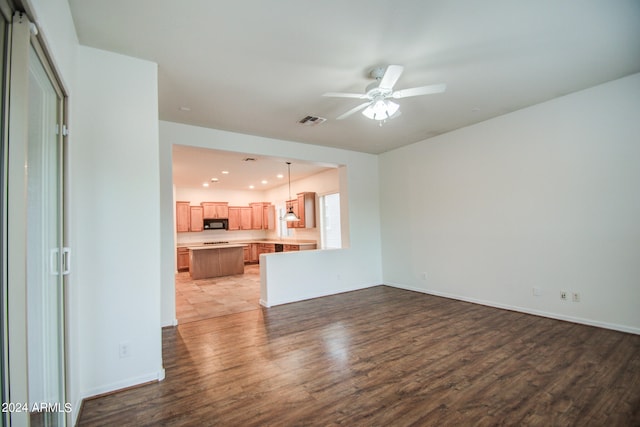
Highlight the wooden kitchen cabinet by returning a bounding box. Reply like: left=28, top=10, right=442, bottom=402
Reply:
left=228, top=206, right=253, bottom=230
left=240, top=207, right=252, bottom=229
left=243, top=243, right=259, bottom=263
left=257, top=243, right=275, bottom=258
left=249, top=202, right=275, bottom=230
left=250, top=203, right=263, bottom=229
left=176, top=201, right=191, bottom=232
left=228, top=207, right=240, bottom=230
left=201, top=202, right=229, bottom=219
left=263, top=204, right=275, bottom=230
left=287, top=192, right=316, bottom=229
left=177, top=247, right=189, bottom=271
left=283, top=244, right=299, bottom=252
left=250, top=243, right=259, bottom=262
left=190, top=206, right=204, bottom=232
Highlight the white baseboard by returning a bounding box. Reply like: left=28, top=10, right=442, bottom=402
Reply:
left=161, top=318, right=178, bottom=327
left=81, top=368, right=165, bottom=402
left=385, top=281, right=640, bottom=335
left=71, top=397, right=83, bottom=427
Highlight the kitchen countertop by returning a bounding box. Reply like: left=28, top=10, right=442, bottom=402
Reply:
left=187, top=243, right=248, bottom=251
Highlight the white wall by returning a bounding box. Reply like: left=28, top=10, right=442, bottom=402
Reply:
left=73, top=45, right=164, bottom=399
left=160, top=121, right=382, bottom=313
left=380, top=73, right=640, bottom=334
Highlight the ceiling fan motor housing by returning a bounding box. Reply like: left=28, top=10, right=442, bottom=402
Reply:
left=369, top=66, right=387, bottom=80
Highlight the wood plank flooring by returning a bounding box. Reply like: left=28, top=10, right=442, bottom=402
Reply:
left=77, top=286, right=640, bottom=426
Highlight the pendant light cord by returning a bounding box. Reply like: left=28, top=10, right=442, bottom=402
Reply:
left=287, top=162, right=292, bottom=201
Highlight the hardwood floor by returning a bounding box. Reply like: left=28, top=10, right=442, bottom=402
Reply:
left=78, top=286, right=640, bottom=426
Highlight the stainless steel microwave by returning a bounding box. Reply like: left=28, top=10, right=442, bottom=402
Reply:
left=203, top=218, right=228, bottom=230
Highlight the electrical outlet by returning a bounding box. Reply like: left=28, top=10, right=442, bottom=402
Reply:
left=560, top=291, right=568, bottom=300
left=421, top=272, right=427, bottom=280
left=119, top=342, right=131, bottom=358
left=572, top=292, right=580, bottom=302
left=532, top=287, right=542, bottom=296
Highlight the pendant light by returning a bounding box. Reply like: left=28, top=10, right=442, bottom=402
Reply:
left=282, top=162, right=300, bottom=221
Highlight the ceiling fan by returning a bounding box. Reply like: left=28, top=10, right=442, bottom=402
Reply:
left=323, top=65, right=446, bottom=122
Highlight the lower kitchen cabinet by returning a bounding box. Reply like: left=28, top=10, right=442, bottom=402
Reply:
left=243, top=243, right=260, bottom=264
left=177, top=247, right=189, bottom=271
left=283, top=244, right=299, bottom=252
left=257, top=243, right=275, bottom=258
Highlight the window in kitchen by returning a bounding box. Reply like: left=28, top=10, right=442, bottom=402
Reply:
left=320, top=193, right=341, bottom=249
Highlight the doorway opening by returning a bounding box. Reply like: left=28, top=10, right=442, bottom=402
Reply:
left=170, top=146, right=345, bottom=324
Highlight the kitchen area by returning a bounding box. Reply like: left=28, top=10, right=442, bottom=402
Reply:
left=176, top=195, right=318, bottom=279
left=172, top=146, right=341, bottom=323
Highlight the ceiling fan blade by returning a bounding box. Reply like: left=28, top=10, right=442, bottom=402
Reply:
left=323, top=92, right=368, bottom=99
left=336, top=101, right=372, bottom=120
left=378, top=65, right=404, bottom=90
left=392, top=83, right=447, bottom=99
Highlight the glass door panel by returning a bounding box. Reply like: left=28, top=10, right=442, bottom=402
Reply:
left=26, top=42, right=65, bottom=426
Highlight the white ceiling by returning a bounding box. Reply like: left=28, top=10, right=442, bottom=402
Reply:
left=67, top=0, right=640, bottom=186
left=172, top=145, right=334, bottom=191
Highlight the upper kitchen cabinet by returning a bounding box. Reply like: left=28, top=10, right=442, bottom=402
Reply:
left=250, top=202, right=275, bottom=230
left=176, top=201, right=191, bottom=232
left=263, top=204, right=275, bottom=230
left=201, top=202, right=229, bottom=219
left=250, top=203, right=263, bottom=229
left=190, top=206, right=204, bottom=232
left=228, top=206, right=252, bottom=230
left=287, top=192, right=316, bottom=229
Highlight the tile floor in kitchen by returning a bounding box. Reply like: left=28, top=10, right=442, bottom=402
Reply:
left=175, top=263, right=261, bottom=324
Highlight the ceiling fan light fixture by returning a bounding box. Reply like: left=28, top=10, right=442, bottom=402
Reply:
left=362, top=99, right=399, bottom=120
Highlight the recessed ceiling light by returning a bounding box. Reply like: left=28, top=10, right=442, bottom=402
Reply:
left=211, top=178, right=219, bottom=182
left=202, top=182, right=209, bottom=187
left=261, top=180, right=268, bottom=185
left=221, top=171, right=229, bottom=174
left=249, top=185, right=255, bottom=189
left=276, top=174, right=284, bottom=179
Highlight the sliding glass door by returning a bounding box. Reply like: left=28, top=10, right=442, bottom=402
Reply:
left=25, top=36, right=66, bottom=427
left=4, top=11, right=68, bottom=427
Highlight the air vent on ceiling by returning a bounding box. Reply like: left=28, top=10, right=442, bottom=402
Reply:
left=298, top=115, right=327, bottom=126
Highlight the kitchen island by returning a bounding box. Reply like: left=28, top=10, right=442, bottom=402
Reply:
left=189, top=244, right=246, bottom=279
